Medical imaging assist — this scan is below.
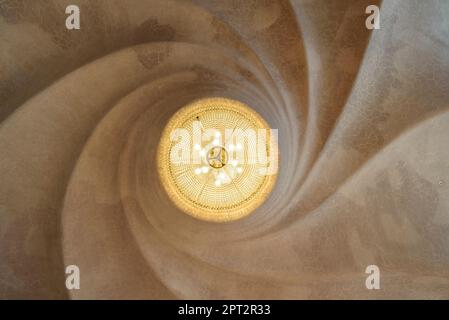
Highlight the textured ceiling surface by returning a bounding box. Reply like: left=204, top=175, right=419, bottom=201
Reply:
left=1, top=0, right=449, bottom=299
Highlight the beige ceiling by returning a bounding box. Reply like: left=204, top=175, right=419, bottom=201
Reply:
left=1, top=0, right=449, bottom=299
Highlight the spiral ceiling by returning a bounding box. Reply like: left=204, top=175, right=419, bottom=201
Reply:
left=1, top=0, right=449, bottom=299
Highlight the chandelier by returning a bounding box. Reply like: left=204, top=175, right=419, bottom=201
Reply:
left=157, top=97, right=278, bottom=222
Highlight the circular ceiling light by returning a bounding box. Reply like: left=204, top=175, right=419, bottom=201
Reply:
left=157, top=97, right=278, bottom=222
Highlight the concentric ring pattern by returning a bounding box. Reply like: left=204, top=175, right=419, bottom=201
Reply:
left=1, top=0, right=449, bottom=299
left=157, top=97, right=277, bottom=222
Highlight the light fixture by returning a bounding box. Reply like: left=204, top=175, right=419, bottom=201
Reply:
left=157, top=97, right=278, bottom=222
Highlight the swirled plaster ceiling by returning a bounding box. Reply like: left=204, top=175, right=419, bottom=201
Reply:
left=1, top=0, right=449, bottom=299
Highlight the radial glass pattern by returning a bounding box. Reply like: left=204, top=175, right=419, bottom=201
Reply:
left=157, top=97, right=278, bottom=222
